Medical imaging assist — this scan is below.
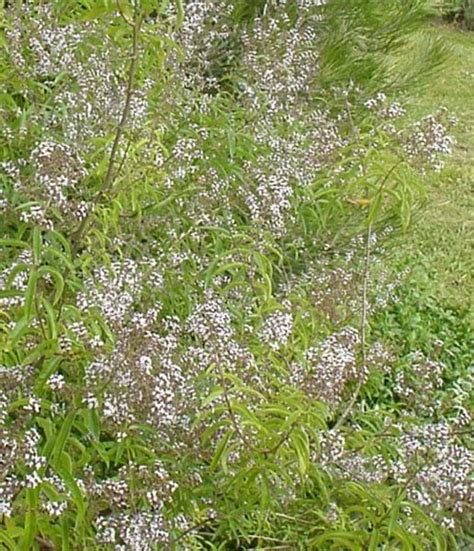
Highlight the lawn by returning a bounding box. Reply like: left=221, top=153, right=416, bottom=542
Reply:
left=403, top=22, right=474, bottom=311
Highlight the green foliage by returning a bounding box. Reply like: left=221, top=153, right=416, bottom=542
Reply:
left=316, top=0, right=449, bottom=92
left=436, top=0, right=474, bottom=28
left=0, top=0, right=471, bottom=549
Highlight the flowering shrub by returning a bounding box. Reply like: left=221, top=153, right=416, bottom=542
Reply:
left=0, top=1, right=471, bottom=549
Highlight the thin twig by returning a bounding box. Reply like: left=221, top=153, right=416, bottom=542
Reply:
left=264, top=421, right=297, bottom=456
left=103, top=7, right=142, bottom=193
left=331, top=102, right=404, bottom=432
left=116, top=0, right=134, bottom=27
left=331, top=102, right=372, bottom=431
left=274, top=512, right=314, bottom=526
left=172, top=517, right=214, bottom=544
left=50, top=6, right=143, bottom=327
left=216, top=361, right=255, bottom=451
left=115, top=137, right=133, bottom=179
left=332, top=218, right=372, bottom=432
left=216, top=362, right=297, bottom=456
left=70, top=5, right=143, bottom=255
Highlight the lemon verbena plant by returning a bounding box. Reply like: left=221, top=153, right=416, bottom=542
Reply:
left=0, top=1, right=471, bottom=549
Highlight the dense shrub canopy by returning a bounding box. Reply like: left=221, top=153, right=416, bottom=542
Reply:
left=0, top=1, right=471, bottom=549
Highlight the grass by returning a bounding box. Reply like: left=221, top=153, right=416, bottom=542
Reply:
left=375, top=26, right=474, bottom=545
left=376, top=19, right=474, bottom=404
left=402, top=23, right=474, bottom=314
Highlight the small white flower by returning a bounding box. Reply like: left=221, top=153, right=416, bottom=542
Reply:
left=47, top=373, right=65, bottom=391
left=25, top=396, right=41, bottom=413
left=25, top=471, right=42, bottom=489
left=83, top=394, right=99, bottom=409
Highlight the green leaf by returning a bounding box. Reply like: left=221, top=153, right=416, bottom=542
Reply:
left=10, top=316, right=31, bottom=344
left=114, top=438, right=127, bottom=465
left=32, top=226, right=42, bottom=265
left=210, top=429, right=234, bottom=471
left=368, top=529, right=381, bottom=551
left=45, top=229, right=72, bottom=258
left=89, top=439, right=111, bottom=468
left=44, top=246, right=74, bottom=271
left=36, top=417, right=54, bottom=441
left=61, top=516, right=71, bottom=551
left=387, top=492, right=404, bottom=535
left=41, top=481, right=63, bottom=502
left=55, top=453, right=87, bottom=530
left=226, top=127, right=236, bottom=158
left=311, top=530, right=365, bottom=548
left=205, top=261, right=247, bottom=286
left=41, top=297, right=59, bottom=340
left=20, top=489, right=38, bottom=551
left=174, top=0, right=184, bottom=27
left=291, top=429, right=310, bottom=477
left=6, top=262, right=30, bottom=288
left=201, top=386, right=224, bottom=408
left=0, top=531, right=17, bottom=551
left=0, top=238, right=29, bottom=249
left=37, top=265, right=64, bottom=305
left=0, top=289, right=23, bottom=300
left=48, top=410, right=77, bottom=465
left=23, top=268, right=37, bottom=321
left=83, top=408, right=101, bottom=440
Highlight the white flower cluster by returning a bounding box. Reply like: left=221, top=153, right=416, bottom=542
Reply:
left=96, top=511, right=169, bottom=550
left=78, top=258, right=163, bottom=327
left=170, top=0, right=233, bottom=93
left=291, top=326, right=362, bottom=404
left=393, top=351, right=445, bottom=415
left=0, top=249, right=32, bottom=310
left=260, top=310, right=293, bottom=350
left=184, top=291, right=258, bottom=384
left=403, top=111, right=456, bottom=171
left=393, top=421, right=473, bottom=523
left=186, top=291, right=235, bottom=346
